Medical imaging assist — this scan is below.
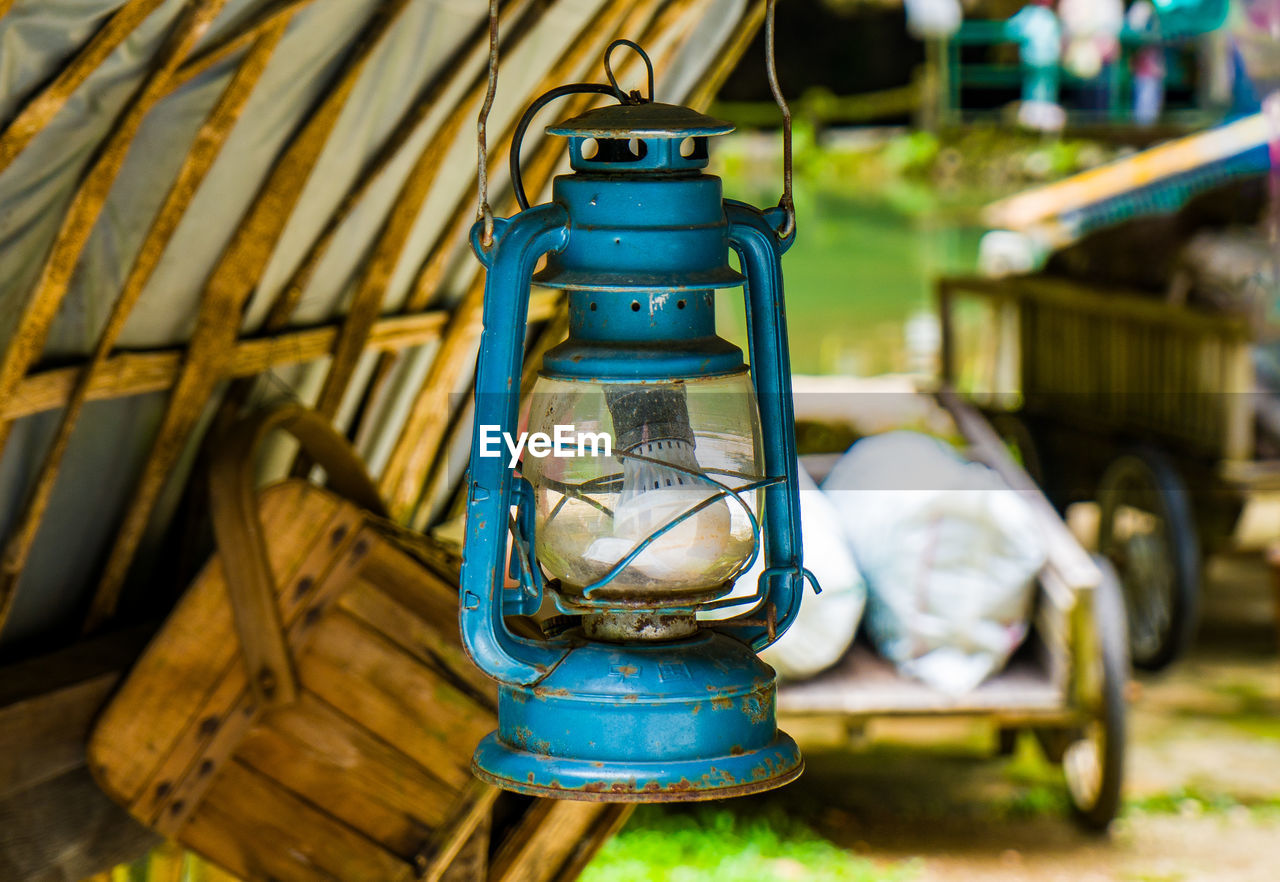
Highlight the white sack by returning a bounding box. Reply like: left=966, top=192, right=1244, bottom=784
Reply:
left=706, top=463, right=866, bottom=682
left=822, top=432, right=1045, bottom=695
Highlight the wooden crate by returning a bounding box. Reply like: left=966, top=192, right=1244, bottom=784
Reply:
left=88, top=407, right=629, bottom=882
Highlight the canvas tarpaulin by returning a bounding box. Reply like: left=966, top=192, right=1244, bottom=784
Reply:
left=0, top=0, right=750, bottom=648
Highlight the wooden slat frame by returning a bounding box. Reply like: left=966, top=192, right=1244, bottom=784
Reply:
left=170, top=0, right=318, bottom=90
left=0, top=0, right=764, bottom=649
left=2, top=290, right=561, bottom=423
left=0, top=12, right=297, bottom=636
left=283, top=0, right=549, bottom=427
left=0, top=0, right=171, bottom=174
left=421, top=0, right=769, bottom=529
left=380, top=0, right=703, bottom=522
left=0, top=0, right=231, bottom=458
left=84, top=0, right=422, bottom=630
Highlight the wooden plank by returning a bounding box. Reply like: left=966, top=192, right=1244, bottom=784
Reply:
left=1222, top=335, right=1257, bottom=462
left=336, top=575, right=495, bottom=705
left=418, top=779, right=500, bottom=882
left=84, top=0, right=417, bottom=630
left=549, top=805, right=633, bottom=882
left=1, top=291, right=557, bottom=423
left=438, top=808, right=490, bottom=882
left=297, top=610, right=494, bottom=789
left=489, top=800, right=613, bottom=882
left=1, top=674, right=121, bottom=798
left=237, top=693, right=457, bottom=859
left=88, top=483, right=342, bottom=805
left=0, top=13, right=293, bottom=646
left=0, top=765, right=158, bottom=882
left=0, top=626, right=151, bottom=800
left=181, top=759, right=414, bottom=882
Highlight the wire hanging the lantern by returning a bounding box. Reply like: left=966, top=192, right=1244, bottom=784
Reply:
left=765, top=0, right=795, bottom=239
left=475, top=0, right=500, bottom=250
left=478, top=0, right=794, bottom=241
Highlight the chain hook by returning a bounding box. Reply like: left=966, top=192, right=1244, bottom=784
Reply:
left=765, top=0, right=795, bottom=239
left=604, top=39, right=655, bottom=104
left=476, top=0, right=500, bottom=250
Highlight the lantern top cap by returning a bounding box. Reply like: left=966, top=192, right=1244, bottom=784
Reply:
left=547, top=102, right=734, bottom=139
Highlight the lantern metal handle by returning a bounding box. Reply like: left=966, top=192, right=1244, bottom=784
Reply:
left=712, top=200, right=810, bottom=651
left=461, top=204, right=573, bottom=686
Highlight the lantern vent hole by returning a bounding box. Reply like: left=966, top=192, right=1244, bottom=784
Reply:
left=679, top=137, right=708, bottom=159
left=584, top=137, right=647, bottom=163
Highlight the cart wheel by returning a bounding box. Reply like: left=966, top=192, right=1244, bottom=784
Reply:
left=1064, top=556, right=1128, bottom=833
left=1097, top=449, right=1200, bottom=671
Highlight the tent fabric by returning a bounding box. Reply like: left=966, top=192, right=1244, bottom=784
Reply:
left=0, top=0, right=750, bottom=649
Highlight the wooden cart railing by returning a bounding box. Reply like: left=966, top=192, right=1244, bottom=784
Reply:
left=938, top=274, right=1258, bottom=463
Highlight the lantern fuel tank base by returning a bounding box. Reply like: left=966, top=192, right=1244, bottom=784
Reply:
left=470, top=631, right=804, bottom=802
left=472, top=731, right=803, bottom=802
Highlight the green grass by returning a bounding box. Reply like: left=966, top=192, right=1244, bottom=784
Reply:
left=580, top=805, right=919, bottom=882
left=1126, top=786, right=1280, bottom=819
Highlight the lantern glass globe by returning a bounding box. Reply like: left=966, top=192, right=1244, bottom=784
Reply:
left=521, top=370, right=763, bottom=604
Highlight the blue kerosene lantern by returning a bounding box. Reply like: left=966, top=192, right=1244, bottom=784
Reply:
left=460, top=44, right=814, bottom=801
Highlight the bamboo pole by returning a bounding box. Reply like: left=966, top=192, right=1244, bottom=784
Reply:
left=0, top=0, right=228, bottom=434
left=84, top=0, right=420, bottom=631
left=296, top=0, right=549, bottom=424
left=377, top=0, right=678, bottom=520
left=0, top=0, right=171, bottom=175
left=257, top=0, right=537, bottom=334
left=417, top=0, right=759, bottom=532
left=2, top=290, right=560, bottom=423
left=209, top=0, right=537, bottom=458
left=0, top=0, right=230, bottom=454
left=0, top=15, right=294, bottom=640
left=684, top=0, right=766, bottom=112
left=169, top=0, right=317, bottom=91
left=0, top=0, right=231, bottom=633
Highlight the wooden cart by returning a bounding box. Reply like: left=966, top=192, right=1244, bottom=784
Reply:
left=938, top=274, right=1280, bottom=671
left=781, top=393, right=1130, bottom=831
